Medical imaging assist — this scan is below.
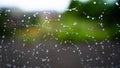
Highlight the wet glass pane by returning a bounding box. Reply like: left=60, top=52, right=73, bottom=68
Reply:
left=0, top=0, right=120, bottom=68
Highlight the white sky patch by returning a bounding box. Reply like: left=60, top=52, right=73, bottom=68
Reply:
left=104, top=0, right=117, bottom=4
left=79, top=0, right=89, bottom=3
left=0, top=0, right=71, bottom=13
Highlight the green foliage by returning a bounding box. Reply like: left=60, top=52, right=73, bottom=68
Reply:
left=55, top=14, right=108, bottom=42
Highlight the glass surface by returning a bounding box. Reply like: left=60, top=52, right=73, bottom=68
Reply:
left=0, top=0, right=120, bottom=68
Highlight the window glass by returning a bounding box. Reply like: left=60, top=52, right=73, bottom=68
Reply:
left=0, top=0, right=120, bottom=68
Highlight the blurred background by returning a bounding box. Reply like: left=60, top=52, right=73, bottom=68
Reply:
left=0, top=0, right=120, bottom=43
left=1, top=0, right=120, bottom=68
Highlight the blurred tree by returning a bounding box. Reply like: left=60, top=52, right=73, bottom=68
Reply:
left=103, top=0, right=120, bottom=27
left=0, top=8, right=13, bottom=39
left=68, top=0, right=120, bottom=27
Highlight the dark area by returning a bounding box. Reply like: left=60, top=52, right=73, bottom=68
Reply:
left=1, top=39, right=120, bottom=68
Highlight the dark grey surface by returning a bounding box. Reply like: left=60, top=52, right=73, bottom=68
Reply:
left=1, top=39, right=120, bottom=68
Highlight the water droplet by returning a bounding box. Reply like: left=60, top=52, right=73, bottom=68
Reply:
left=93, top=1, right=96, bottom=4
left=116, top=2, right=119, bottom=6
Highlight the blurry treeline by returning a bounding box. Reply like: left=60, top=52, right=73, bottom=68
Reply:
left=66, top=0, right=120, bottom=40
left=68, top=0, right=120, bottom=26
left=0, top=0, right=120, bottom=42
